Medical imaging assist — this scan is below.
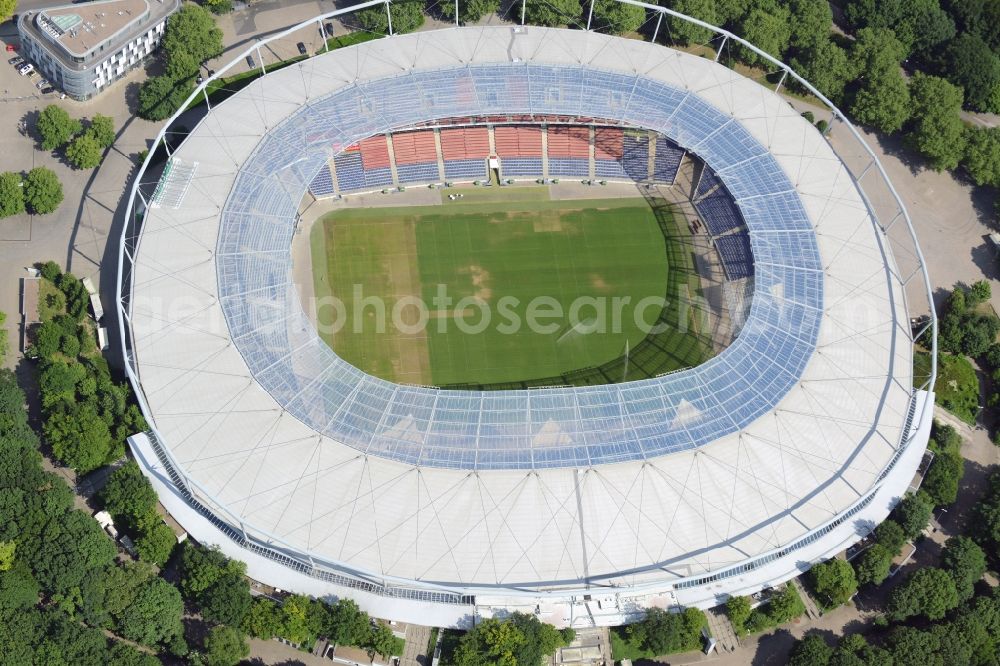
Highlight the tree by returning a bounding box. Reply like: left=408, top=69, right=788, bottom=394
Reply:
left=790, top=40, right=852, bottom=102
left=137, top=75, right=194, bottom=122
left=438, top=0, right=501, bottom=24
left=87, top=114, right=116, bottom=149
left=874, top=519, right=906, bottom=552
left=591, top=0, right=647, bottom=34
left=455, top=616, right=525, bottom=666
left=736, top=0, right=791, bottom=66
left=936, top=33, right=1000, bottom=112
left=832, top=633, right=894, bottom=666
left=116, top=575, right=184, bottom=647
left=37, top=105, right=82, bottom=151
left=23, top=167, right=63, bottom=215
left=326, top=598, right=372, bottom=647
left=922, top=449, right=963, bottom=505
left=626, top=607, right=707, bottom=655
left=101, top=462, right=158, bottom=527
left=202, top=0, right=234, bottom=14
left=66, top=133, right=104, bottom=169
left=941, top=536, right=986, bottom=601
left=907, top=72, right=967, bottom=171
left=663, top=0, right=717, bottom=44
left=202, top=625, right=249, bottom=666
left=844, top=0, right=954, bottom=57
left=886, top=626, right=939, bottom=665
left=810, top=558, right=858, bottom=607
left=0, top=562, right=40, bottom=617
left=963, top=127, right=1000, bottom=187
left=26, top=510, right=117, bottom=595
left=523, top=0, right=582, bottom=27
left=0, top=172, right=24, bottom=218
left=0, top=0, right=15, bottom=22
left=162, top=4, right=223, bottom=80
left=200, top=571, right=252, bottom=627
left=506, top=612, right=572, bottom=666
left=364, top=622, right=398, bottom=660
left=888, top=567, right=959, bottom=621
left=109, top=641, right=163, bottom=666
left=178, top=543, right=242, bottom=599
left=970, top=279, right=992, bottom=304
left=726, top=595, right=752, bottom=634
left=854, top=543, right=894, bottom=586
left=788, top=0, right=832, bottom=52
left=893, top=492, right=933, bottom=539
left=135, top=517, right=177, bottom=567
left=242, top=597, right=282, bottom=638
left=277, top=594, right=323, bottom=645
left=789, top=634, right=832, bottom=666
left=44, top=404, right=114, bottom=472
left=850, top=70, right=910, bottom=133
left=768, top=584, right=805, bottom=623
left=355, top=0, right=424, bottom=34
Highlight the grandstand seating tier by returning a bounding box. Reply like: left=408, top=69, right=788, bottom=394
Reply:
left=653, top=136, right=684, bottom=184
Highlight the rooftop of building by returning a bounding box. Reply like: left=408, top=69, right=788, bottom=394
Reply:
left=18, top=0, right=178, bottom=69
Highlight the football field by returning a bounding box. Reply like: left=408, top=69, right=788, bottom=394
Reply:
left=310, top=187, right=708, bottom=387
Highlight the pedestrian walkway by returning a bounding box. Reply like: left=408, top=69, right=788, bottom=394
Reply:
left=704, top=607, right=740, bottom=653
left=400, top=624, right=430, bottom=666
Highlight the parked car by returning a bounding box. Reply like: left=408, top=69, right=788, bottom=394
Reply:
left=245, top=54, right=255, bottom=69
left=35, top=78, right=49, bottom=90
left=39, top=85, right=54, bottom=95
left=17, top=63, right=33, bottom=76
left=8, top=55, right=23, bottom=65
left=297, top=42, right=307, bottom=55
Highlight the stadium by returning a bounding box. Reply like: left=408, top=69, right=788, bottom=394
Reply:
left=118, top=3, right=936, bottom=629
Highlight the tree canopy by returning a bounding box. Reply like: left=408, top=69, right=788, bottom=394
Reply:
left=888, top=567, right=960, bottom=621
left=355, top=0, right=425, bottom=34
left=455, top=612, right=574, bottom=666
left=201, top=625, right=249, bottom=666
left=591, top=0, right=647, bottom=34
left=66, top=133, right=104, bottom=170
left=941, top=536, right=986, bottom=602
left=625, top=607, right=707, bottom=656
left=663, top=0, right=717, bottom=45
left=37, top=105, right=82, bottom=151
left=0, top=172, right=24, bottom=218
left=892, top=492, right=933, bottom=539
left=935, top=32, right=1000, bottom=112
left=523, top=0, right=583, bottom=27
left=907, top=72, right=967, bottom=170
left=23, top=167, right=64, bottom=215
left=438, top=0, right=502, bottom=24
left=963, top=127, right=1000, bottom=187
left=162, top=4, right=223, bottom=80
left=88, top=114, right=116, bottom=149
left=810, top=558, right=858, bottom=607
left=848, top=29, right=911, bottom=133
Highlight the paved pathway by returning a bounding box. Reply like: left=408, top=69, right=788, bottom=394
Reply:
left=401, top=624, right=430, bottom=666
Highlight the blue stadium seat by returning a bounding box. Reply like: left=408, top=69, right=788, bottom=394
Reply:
left=333, top=152, right=365, bottom=192
left=653, top=136, right=683, bottom=183
left=695, top=193, right=744, bottom=236
left=308, top=163, right=334, bottom=197
left=622, top=134, right=649, bottom=181
left=715, top=233, right=754, bottom=280
left=500, top=157, right=543, bottom=177
left=396, top=161, right=440, bottom=184
left=595, top=159, right=628, bottom=178
left=696, top=166, right=722, bottom=198
left=444, top=158, right=487, bottom=180
left=548, top=157, right=589, bottom=177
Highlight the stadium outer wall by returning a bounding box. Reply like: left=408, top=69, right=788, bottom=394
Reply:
left=118, top=7, right=936, bottom=630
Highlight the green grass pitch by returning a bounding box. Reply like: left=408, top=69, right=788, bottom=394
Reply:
left=310, top=187, right=709, bottom=387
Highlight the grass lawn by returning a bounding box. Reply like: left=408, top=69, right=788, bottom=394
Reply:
left=311, top=188, right=703, bottom=387
left=916, top=352, right=980, bottom=424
